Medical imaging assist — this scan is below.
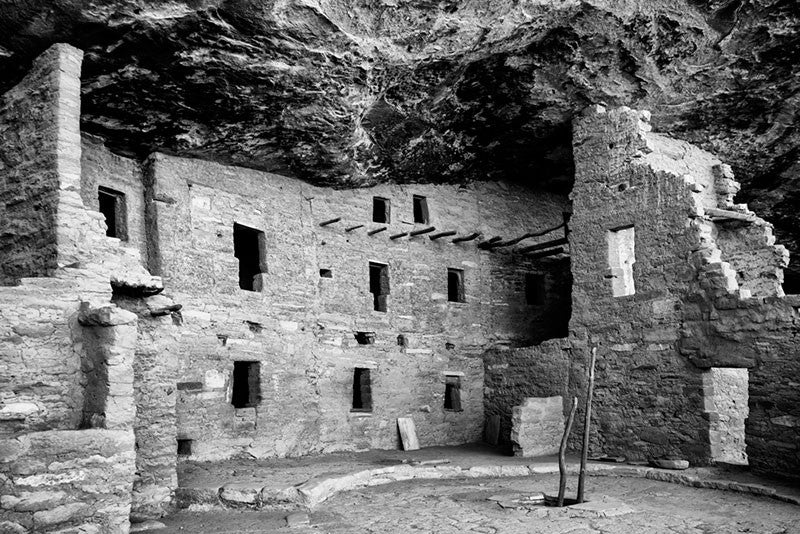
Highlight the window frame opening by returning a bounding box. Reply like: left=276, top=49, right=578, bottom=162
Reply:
left=98, top=186, right=128, bottom=240
left=607, top=225, right=636, bottom=297
left=319, top=268, right=333, bottom=278
left=369, top=261, right=390, bottom=312
left=412, top=195, right=429, bottom=224
left=177, top=438, right=193, bottom=456
left=447, top=268, right=465, bottom=303
left=373, top=197, right=391, bottom=223
left=231, top=361, right=261, bottom=409
left=233, top=223, right=267, bottom=292
left=525, top=273, right=546, bottom=305
left=351, top=367, right=373, bottom=412
left=444, top=375, right=462, bottom=412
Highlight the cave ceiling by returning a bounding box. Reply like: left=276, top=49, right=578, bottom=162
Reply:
left=1, top=0, right=799, bottom=281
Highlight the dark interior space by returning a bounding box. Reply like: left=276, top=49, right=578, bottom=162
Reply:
left=352, top=368, right=372, bottom=412
left=231, top=361, right=260, bottom=409
left=448, top=268, right=465, bottom=303
left=444, top=375, right=462, bottom=411
left=233, top=223, right=265, bottom=291
left=98, top=186, right=127, bottom=240
left=413, top=195, right=429, bottom=224
left=373, top=197, right=390, bottom=223
left=369, top=262, right=389, bottom=312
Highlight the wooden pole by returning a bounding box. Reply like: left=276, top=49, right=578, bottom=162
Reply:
left=345, top=224, right=364, bottom=232
left=319, top=217, right=341, bottom=227
left=577, top=347, right=597, bottom=503
left=477, top=236, right=503, bottom=249
left=557, top=397, right=578, bottom=507
left=410, top=226, right=436, bottom=237
left=452, top=232, right=481, bottom=243
left=517, top=237, right=569, bottom=254
left=429, top=230, right=457, bottom=240
left=367, top=227, right=387, bottom=236
left=389, top=232, right=409, bottom=240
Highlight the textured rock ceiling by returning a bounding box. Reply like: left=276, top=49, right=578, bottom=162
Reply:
left=1, top=0, right=798, bottom=285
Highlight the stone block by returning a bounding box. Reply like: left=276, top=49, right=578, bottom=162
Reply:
left=511, top=396, right=564, bottom=457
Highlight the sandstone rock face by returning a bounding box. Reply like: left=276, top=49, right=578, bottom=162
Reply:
left=510, top=396, right=565, bottom=457
left=0, top=1, right=797, bottom=285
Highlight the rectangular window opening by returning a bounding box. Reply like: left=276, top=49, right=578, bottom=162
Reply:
left=98, top=186, right=128, bottom=240
left=319, top=268, right=333, bottom=278
left=448, top=268, right=465, bottom=303
left=525, top=273, right=546, bottom=305
left=352, top=368, right=372, bottom=412
left=233, top=223, right=266, bottom=291
left=177, top=438, right=193, bottom=456
left=231, top=361, right=261, bottom=408
left=444, top=375, right=462, bottom=412
left=413, top=195, right=429, bottom=224
left=607, top=226, right=636, bottom=297
left=373, top=197, right=390, bottom=223
left=369, top=262, right=389, bottom=312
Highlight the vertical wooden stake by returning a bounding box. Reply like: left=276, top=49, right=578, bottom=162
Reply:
left=577, top=347, right=597, bottom=503
left=557, top=396, right=578, bottom=507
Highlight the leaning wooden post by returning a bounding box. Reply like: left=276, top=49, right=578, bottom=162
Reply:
left=577, top=347, right=597, bottom=503
left=557, top=397, right=578, bottom=507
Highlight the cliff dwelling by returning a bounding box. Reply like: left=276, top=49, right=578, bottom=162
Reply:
left=0, top=2, right=798, bottom=533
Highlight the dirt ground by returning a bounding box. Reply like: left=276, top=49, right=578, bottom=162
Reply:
left=155, top=473, right=800, bottom=533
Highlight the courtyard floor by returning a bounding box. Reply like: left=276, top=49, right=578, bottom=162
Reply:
left=145, top=444, right=800, bottom=533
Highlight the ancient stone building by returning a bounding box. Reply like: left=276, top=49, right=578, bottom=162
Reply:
left=1, top=44, right=798, bottom=533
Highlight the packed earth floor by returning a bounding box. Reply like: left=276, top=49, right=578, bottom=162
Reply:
left=157, top=475, right=800, bottom=534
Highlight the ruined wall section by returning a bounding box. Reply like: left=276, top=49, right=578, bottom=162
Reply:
left=0, top=45, right=67, bottom=283
left=483, top=339, right=580, bottom=450
left=570, top=106, right=714, bottom=463
left=145, top=153, right=570, bottom=459
left=81, top=135, right=148, bottom=261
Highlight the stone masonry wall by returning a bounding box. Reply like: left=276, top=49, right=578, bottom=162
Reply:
left=569, top=106, right=722, bottom=463
left=143, top=152, right=571, bottom=459
left=704, top=367, right=749, bottom=465
left=0, top=429, right=135, bottom=533
left=0, top=44, right=67, bottom=283
left=483, top=340, right=577, bottom=450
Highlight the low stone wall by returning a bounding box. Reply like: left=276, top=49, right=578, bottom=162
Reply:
left=0, top=429, right=135, bottom=533
left=483, top=340, right=575, bottom=450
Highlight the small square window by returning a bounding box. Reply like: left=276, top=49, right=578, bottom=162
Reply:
left=373, top=197, right=390, bottom=223
left=352, top=368, right=372, bottom=412
left=98, top=186, right=127, bottom=240
left=320, top=269, right=333, bottom=278
left=447, top=268, right=465, bottom=303
left=444, top=375, right=462, bottom=412
left=177, top=438, right=193, bottom=456
left=413, top=195, right=429, bottom=224
left=231, top=361, right=261, bottom=408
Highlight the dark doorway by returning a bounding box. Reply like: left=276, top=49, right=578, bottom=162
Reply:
left=233, top=223, right=265, bottom=291
left=98, top=186, right=127, bottom=240
left=352, top=368, right=372, bottom=412
left=369, top=262, right=389, bottom=312
left=231, top=361, right=261, bottom=408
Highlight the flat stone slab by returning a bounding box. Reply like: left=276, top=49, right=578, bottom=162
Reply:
left=286, top=512, right=310, bottom=527
left=567, top=495, right=635, bottom=517
left=651, top=459, right=690, bottom=470
left=130, top=520, right=166, bottom=532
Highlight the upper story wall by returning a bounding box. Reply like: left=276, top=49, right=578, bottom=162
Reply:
left=146, top=153, right=571, bottom=347
left=0, top=45, right=80, bottom=284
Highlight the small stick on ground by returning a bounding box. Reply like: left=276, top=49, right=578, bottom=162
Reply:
left=557, top=397, right=578, bottom=507
left=577, top=347, right=597, bottom=503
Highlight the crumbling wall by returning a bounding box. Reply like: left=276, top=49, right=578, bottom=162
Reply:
left=0, top=429, right=136, bottom=533
left=0, top=44, right=76, bottom=283
left=143, top=152, right=571, bottom=459
left=569, top=106, right=725, bottom=463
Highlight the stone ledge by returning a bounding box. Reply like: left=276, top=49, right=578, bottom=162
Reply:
left=175, top=462, right=800, bottom=511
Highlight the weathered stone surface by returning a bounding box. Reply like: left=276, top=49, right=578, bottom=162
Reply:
left=78, top=305, right=138, bottom=327
left=510, top=396, right=564, bottom=458
left=286, top=512, right=310, bottom=528
left=650, top=459, right=690, bottom=470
